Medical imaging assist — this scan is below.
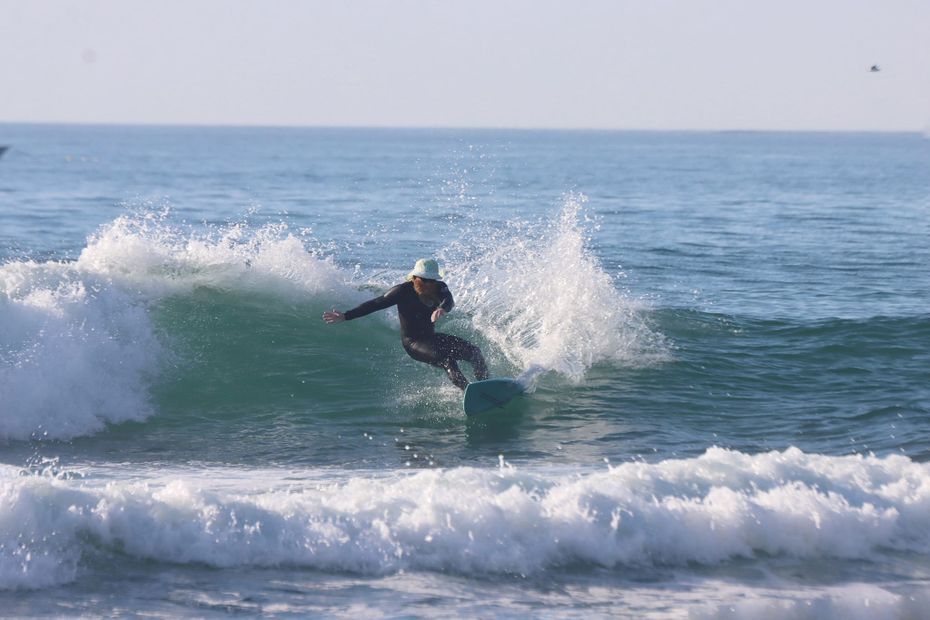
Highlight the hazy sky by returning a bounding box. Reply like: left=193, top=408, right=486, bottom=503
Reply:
left=2, top=0, right=928, bottom=130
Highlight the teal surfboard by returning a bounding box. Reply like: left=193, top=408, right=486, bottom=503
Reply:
left=463, top=378, right=524, bottom=416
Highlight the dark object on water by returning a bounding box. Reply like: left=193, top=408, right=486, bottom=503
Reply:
left=0, top=146, right=8, bottom=159
left=870, top=65, right=881, bottom=72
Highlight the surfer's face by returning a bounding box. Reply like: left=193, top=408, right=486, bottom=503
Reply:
left=413, top=277, right=440, bottom=305
left=413, top=277, right=439, bottom=294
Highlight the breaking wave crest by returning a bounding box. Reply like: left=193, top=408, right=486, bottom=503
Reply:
left=3, top=447, right=928, bottom=589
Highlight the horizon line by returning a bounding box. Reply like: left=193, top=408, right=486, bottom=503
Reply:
left=0, top=119, right=924, bottom=136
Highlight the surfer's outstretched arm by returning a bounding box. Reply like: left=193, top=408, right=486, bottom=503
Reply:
left=322, top=284, right=404, bottom=324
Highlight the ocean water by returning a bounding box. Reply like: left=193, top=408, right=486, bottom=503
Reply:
left=1, top=124, right=929, bottom=618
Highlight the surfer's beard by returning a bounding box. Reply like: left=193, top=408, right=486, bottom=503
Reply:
left=413, top=278, right=441, bottom=307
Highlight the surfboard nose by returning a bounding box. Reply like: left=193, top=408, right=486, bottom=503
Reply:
left=463, top=378, right=525, bottom=415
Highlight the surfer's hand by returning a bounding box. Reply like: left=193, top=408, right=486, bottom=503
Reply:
left=431, top=308, right=446, bottom=323
left=322, top=310, right=345, bottom=324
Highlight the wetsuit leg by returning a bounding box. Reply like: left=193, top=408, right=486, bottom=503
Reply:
left=403, top=337, right=469, bottom=389
left=435, top=333, right=490, bottom=382
left=403, top=334, right=489, bottom=390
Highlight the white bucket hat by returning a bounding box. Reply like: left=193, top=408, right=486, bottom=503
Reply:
left=406, top=258, right=444, bottom=281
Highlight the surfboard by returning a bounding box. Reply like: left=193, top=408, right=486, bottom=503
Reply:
left=463, top=378, right=524, bottom=416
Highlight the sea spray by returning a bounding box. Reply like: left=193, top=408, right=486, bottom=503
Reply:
left=77, top=211, right=350, bottom=300
left=442, top=194, right=667, bottom=382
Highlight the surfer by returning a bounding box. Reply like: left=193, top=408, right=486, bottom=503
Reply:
left=323, top=258, right=489, bottom=390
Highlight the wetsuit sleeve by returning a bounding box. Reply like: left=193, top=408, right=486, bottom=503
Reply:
left=439, top=283, right=454, bottom=312
left=344, top=284, right=404, bottom=321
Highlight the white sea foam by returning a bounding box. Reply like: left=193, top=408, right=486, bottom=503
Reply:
left=443, top=194, right=667, bottom=382
left=0, top=260, right=160, bottom=440
left=77, top=212, right=349, bottom=299
left=0, top=213, right=358, bottom=441
left=695, top=583, right=930, bottom=620
left=3, top=447, right=929, bottom=590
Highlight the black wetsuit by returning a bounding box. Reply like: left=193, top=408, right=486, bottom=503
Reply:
left=344, top=281, right=489, bottom=389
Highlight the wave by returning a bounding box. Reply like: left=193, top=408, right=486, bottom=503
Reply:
left=0, top=213, right=359, bottom=441
left=652, top=308, right=930, bottom=404
left=3, top=447, right=929, bottom=590
left=1, top=201, right=663, bottom=440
